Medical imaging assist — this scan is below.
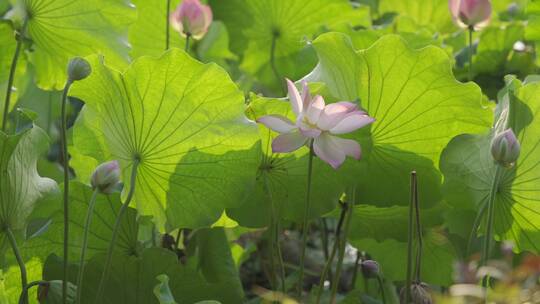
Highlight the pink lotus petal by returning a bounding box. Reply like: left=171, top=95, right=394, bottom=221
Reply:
left=317, top=102, right=359, bottom=130
left=329, top=112, right=375, bottom=134
left=306, top=95, right=325, bottom=124
left=272, top=131, right=307, bottom=153
left=299, top=126, right=322, bottom=138
left=301, top=81, right=311, bottom=111
left=313, top=133, right=346, bottom=169
left=286, top=78, right=302, bottom=116
left=257, top=115, right=296, bottom=133
left=449, top=0, right=460, bottom=19
left=331, top=136, right=362, bottom=159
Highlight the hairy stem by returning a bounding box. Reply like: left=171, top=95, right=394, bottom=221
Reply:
left=481, top=165, right=503, bottom=287
left=94, top=160, right=140, bottom=303
left=468, top=26, right=474, bottom=82
left=19, top=280, right=47, bottom=304
left=2, top=20, right=28, bottom=132
left=76, top=188, right=100, bottom=304
left=330, top=190, right=354, bottom=303
left=165, top=0, right=171, bottom=50
left=413, top=173, right=422, bottom=283
left=185, top=34, right=191, bottom=52
left=6, top=227, right=27, bottom=304
left=315, top=202, right=348, bottom=304
left=297, top=140, right=314, bottom=298
left=60, top=79, right=73, bottom=304
left=404, top=171, right=417, bottom=304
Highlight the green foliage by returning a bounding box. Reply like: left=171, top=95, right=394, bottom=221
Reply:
left=69, top=49, right=260, bottom=231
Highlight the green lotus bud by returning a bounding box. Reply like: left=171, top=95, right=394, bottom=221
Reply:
left=361, top=259, right=380, bottom=278
left=67, top=57, right=91, bottom=81
left=37, top=280, right=77, bottom=303
left=490, top=129, right=520, bottom=168
left=91, top=160, right=121, bottom=194
left=400, top=282, right=433, bottom=304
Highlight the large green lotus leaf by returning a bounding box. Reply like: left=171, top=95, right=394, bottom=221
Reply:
left=525, top=0, right=540, bottom=65
left=22, top=181, right=139, bottom=262
left=0, top=126, right=57, bottom=232
left=81, top=247, right=243, bottom=304
left=350, top=230, right=456, bottom=286
left=209, top=0, right=370, bottom=91
left=303, top=32, right=491, bottom=207
left=70, top=49, right=260, bottom=231
left=378, top=0, right=454, bottom=34
left=0, top=257, right=42, bottom=304
left=196, top=21, right=238, bottom=68
left=8, top=0, right=135, bottom=90
left=226, top=95, right=351, bottom=227
left=128, top=0, right=184, bottom=59
left=440, top=78, right=540, bottom=253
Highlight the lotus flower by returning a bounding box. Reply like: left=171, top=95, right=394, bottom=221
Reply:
left=257, top=79, right=375, bottom=169
left=91, top=160, right=121, bottom=194
left=491, top=129, right=520, bottom=168
left=170, top=0, right=212, bottom=40
left=449, top=0, right=492, bottom=30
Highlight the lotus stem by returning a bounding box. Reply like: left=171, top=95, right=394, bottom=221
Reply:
left=2, top=19, right=27, bottom=132
left=185, top=33, right=191, bottom=52
left=76, top=188, right=100, bottom=304
left=468, top=26, right=474, bottom=81
left=6, top=227, right=28, bottom=304
left=18, top=280, right=47, bottom=304
left=297, top=140, right=315, bottom=298
left=404, top=171, right=417, bottom=304
left=315, top=201, right=348, bottom=304
left=330, top=189, right=354, bottom=303
left=94, top=160, right=140, bottom=303
left=481, top=164, right=503, bottom=288
left=166, top=0, right=171, bottom=50
left=60, top=79, right=74, bottom=304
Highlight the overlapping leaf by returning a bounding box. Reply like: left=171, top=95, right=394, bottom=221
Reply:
left=0, top=126, right=56, bottom=231
left=303, top=32, right=491, bottom=207
left=378, top=0, right=454, bottom=33
left=8, top=0, right=134, bottom=89
left=70, top=49, right=260, bottom=231
left=440, top=77, right=540, bottom=253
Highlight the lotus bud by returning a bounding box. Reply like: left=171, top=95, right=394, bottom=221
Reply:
left=400, top=282, right=433, bottom=304
left=490, top=129, right=520, bottom=168
left=361, top=260, right=380, bottom=278
left=91, top=160, right=121, bottom=194
left=67, top=57, right=91, bottom=82
left=449, top=0, right=492, bottom=30
left=170, top=0, right=213, bottom=40
left=37, top=280, right=77, bottom=303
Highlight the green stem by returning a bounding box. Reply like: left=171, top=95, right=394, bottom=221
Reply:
left=315, top=202, right=348, bottom=304
left=76, top=188, right=100, bottom=304
left=60, top=79, right=73, bottom=304
left=404, top=171, right=417, bottom=304
left=94, top=160, right=140, bottom=303
left=165, top=0, right=171, bottom=50
left=330, top=190, right=354, bottom=303
left=275, top=219, right=286, bottom=293
left=376, top=275, right=387, bottom=304
left=6, top=227, right=27, bottom=304
left=413, top=174, right=422, bottom=283
left=351, top=250, right=361, bottom=290
left=2, top=20, right=27, bottom=132
left=19, top=280, right=47, bottom=304
left=321, top=218, right=330, bottom=261
left=263, top=174, right=285, bottom=293
left=297, top=140, right=314, bottom=298
left=270, top=33, right=283, bottom=94
left=481, top=165, right=503, bottom=287
left=468, top=26, right=474, bottom=82
left=185, top=34, right=191, bottom=52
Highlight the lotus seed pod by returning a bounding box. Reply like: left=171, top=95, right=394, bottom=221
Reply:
left=361, top=259, right=380, bottom=278
left=91, top=160, right=121, bottom=194
left=490, top=129, right=521, bottom=168
left=37, top=280, right=77, bottom=303
left=67, top=57, right=91, bottom=81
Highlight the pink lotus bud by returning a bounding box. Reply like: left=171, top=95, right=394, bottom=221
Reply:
left=490, top=129, right=520, bottom=168
left=91, top=160, right=120, bottom=194
left=170, top=0, right=212, bottom=40
left=361, top=260, right=380, bottom=278
left=449, top=0, right=492, bottom=30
